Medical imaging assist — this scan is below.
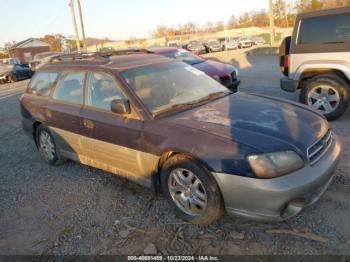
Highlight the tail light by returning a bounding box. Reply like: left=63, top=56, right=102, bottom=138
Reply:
left=283, top=55, right=289, bottom=76
left=284, top=55, right=289, bottom=68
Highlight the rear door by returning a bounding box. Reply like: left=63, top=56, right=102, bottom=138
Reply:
left=46, top=71, right=86, bottom=160
left=80, top=71, right=157, bottom=187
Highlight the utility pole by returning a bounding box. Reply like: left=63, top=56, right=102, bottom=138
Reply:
left=268, top=0, right=275, bottom=46
left=77, top=0, right=87, bottom=51
left=69, top=0, right=81, bottom=52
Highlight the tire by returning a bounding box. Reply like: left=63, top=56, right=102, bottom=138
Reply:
left=7, top=75, right=15, bottom=83
left=299, top=74, right=350, bottom=121
left=36, top=125, right=65, bottom=165
left=160, top=155, right=224, bottom=225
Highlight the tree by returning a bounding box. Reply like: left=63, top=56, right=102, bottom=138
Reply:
left=40, top=34, right=64, bottom=51
left=178, top=22, right=198, bottom=35
left=4, top=41, right=17, bottom=50
left=215, top=21, right=225, bottom=32
left=296, top=0, right=323, bottom=12
left=237, top=12, right=252, bottom=28
left=227, top=15, right=238, bottom=29
left=203, top=21, right=216, bottom=33
left=251, top=10, right=269, bottom=27
left=152, top=24, right=177, bottom=38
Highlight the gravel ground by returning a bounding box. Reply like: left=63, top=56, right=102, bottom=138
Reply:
left=0, top=49, right=350, bottom=255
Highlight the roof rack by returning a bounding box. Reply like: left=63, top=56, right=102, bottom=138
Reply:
left=97, top=48, right=151, bottom=57
left=49, top=52, right=106, bottom=62
left=49, top=48, right=151, bottom=63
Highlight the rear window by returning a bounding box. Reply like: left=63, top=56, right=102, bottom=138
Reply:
left=298, top=13, right=350, bottom=44
left=52, top=71, right=85, bottom=104
left=28, top=72, right=59, bottom=97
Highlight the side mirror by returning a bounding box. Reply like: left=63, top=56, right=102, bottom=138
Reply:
left=111, top=99, right=131, bottom=115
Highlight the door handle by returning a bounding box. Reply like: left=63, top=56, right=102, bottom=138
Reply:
left=83, top=119, right=94, bottom=129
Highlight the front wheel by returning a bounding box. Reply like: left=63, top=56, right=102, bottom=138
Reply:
left=299, top=74, right=350, bottom=121
left=7, top=75, right=15, bottom=83
left=161, top=155, right=224, bottom=225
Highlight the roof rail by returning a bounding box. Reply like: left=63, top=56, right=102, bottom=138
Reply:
left=97, top=48, right=151, bottom=57
left=49, top=52, right=106, bottom=62
left=49, top=49, right=151, bottom=63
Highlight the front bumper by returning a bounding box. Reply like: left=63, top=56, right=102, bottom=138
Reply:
left=280, top=77, right=299, bottom=92
left=213, top=135, right=341, bottom=221
left=226, top=79, right=240, bottom=92
left=210, top=47, right=222, bottom=52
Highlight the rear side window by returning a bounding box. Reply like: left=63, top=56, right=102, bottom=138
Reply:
left=52, top=71, right=85, bottom=104
left=298, top=13, right=350, bottom=44
left=28, top=72, right=59, bottom=97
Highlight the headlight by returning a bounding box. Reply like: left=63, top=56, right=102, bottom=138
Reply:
left=213, top=75, right=221, bottom=82
left=247, top=151, right=304, bottom=178
left=232, top=66, right=239, bottom=77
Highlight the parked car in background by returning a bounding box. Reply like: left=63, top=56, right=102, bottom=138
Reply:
left=148, top=47, right=240, bottom=91
left=204, top=39, right=222, bottom=53
left=238, top=38, right=254, bottom=48
left=252, top=36, right=265, bottom=45
left=185, top=40, right=206, bottom=54
left=222, top=39, right=239, bottom=50
left=21, top=52, right=341, bottom=225
left=97, top=47, right=116, bottom=53
left=1, top=58, right=21, bottom=65
left=30, top=52, right=61, bottom=71
left=280, top=6, right=350, bottom=120
left=167, top=40, right=182, bottom=48
left=0, top=62, right=33, bottom=83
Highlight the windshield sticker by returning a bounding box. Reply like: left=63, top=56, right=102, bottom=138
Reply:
left=184, top=66, right=204, bottom=76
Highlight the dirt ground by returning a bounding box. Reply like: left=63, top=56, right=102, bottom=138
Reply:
left=0, top=48, right=350, bottom=256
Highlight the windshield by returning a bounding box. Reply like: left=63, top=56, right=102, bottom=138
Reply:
left=121, top=62, right=229, bottom=114
left=161, top=49, right=204, bottom=65
left=208, top=40, right=220, bottom=45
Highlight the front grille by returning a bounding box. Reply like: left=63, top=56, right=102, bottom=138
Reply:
left=307, top=129, right=333, bottom=165
left=220, top=75, right=232, bottom=87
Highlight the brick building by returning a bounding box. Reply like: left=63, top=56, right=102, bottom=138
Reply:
left=8, top=38, right=50, bottom=63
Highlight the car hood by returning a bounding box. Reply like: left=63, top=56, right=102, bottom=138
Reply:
left=165, top=92, right=328, bottom=156
left=193, top=60, right=234, bottom=77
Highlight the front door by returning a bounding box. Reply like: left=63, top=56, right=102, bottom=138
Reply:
left=80, top=71, right=158, bottom=187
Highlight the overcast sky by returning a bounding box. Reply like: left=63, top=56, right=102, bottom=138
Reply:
left=0, top=0, right=270, bottom=46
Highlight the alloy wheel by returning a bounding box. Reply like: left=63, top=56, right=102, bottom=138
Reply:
left=39, top=130, right=55, bottom=161
left=307, top=85, right=340, bottom=114
left=168, top=168, right=207, bottom=216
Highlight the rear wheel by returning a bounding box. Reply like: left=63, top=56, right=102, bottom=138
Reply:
left=300, top=74, right=350, bottom=121
left=161, top=155, right=224, bottom=225
left=36, top=125, right=65, bottom=165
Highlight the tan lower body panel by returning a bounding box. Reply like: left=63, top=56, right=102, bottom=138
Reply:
left=50, top=127, right=159, bottom=188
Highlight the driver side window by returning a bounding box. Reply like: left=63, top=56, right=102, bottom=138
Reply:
left=85, top=72, right=127, bottom=111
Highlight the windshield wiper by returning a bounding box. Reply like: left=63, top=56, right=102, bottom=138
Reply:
left=171, top=91, right=231, bottom=108
left=155, top=91, right=232, bottom=116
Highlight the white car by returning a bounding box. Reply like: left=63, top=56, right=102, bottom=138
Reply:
left=167, top=40, right=182, bottom=48
left=238, top=39, right=253, bottom=48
